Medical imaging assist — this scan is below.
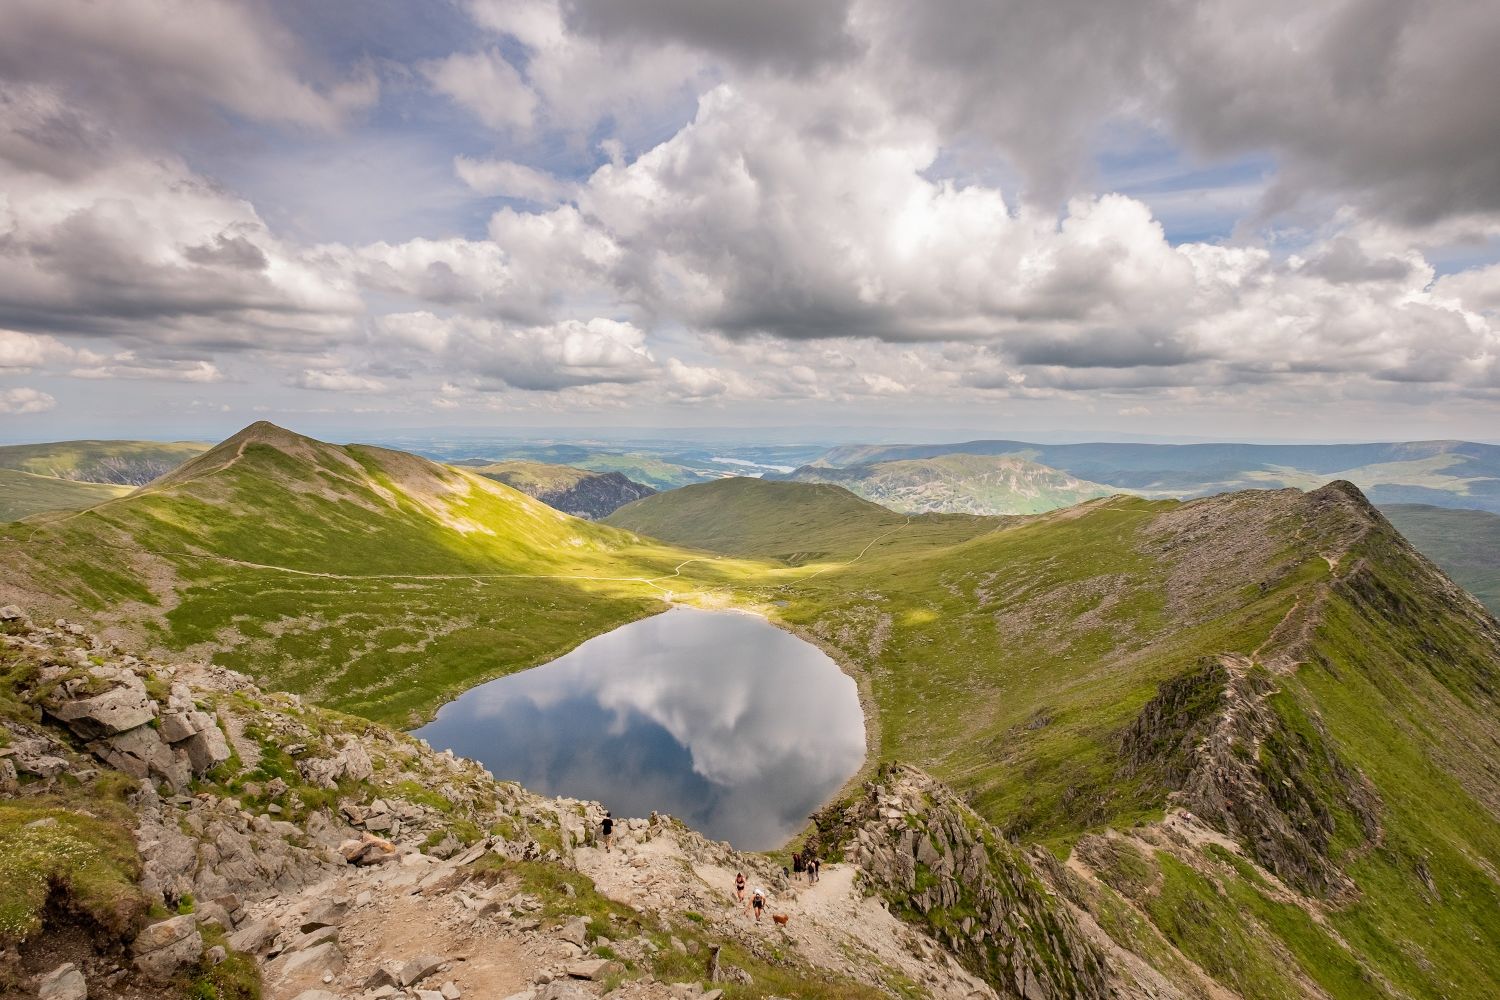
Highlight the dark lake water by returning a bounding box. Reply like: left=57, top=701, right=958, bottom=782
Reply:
left=414, top=607, right=866, bottom=850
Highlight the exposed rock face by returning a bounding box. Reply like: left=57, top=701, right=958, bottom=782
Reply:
left=45, top=670, right=156, bottom=737
left=300, top=739, right=374, bottom=788
left=1179, top=655, right=1383, bottom=899
left=130, top=914, right=204, bottom=981
left=823, top=764, right=1110, bottom=1000
left=477, top=465, right=657, bottom=520
left=39, top=662, right=230, bottom=793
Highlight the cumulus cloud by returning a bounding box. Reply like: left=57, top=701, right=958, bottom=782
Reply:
left=420, top=49, right=536, bottom=131
left=292, top=369, right=387, bottom=393
left=460, top=0, right=1500, bottom=229
left=69, top=355, right=223, bottom=383
left=453, top=156, right=572, bottom=202
left=0, top=0, right=377, bottom=134
left=561, top=0, right=859, bottom=74
left=0, top=88, right=361, bottom=348
left=464, top=0, right=710, bottom=141
left=0, top=330, right=84, bottom=369
left=409, top=82, right=1493, bottom=396
left=0, top=386, right=56, bottom=414
left=374, top=313, right=655, bottom=390
left=1, top=0, right=1498, bottom=429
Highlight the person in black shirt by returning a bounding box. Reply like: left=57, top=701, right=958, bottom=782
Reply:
left=600, top=810, right=614, bottom=853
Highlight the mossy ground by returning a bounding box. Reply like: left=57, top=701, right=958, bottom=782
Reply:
left=0, top=771, right=147, bottom=945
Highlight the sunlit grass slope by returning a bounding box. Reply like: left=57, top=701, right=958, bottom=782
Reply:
left=0, top=422, right=754, bottom=725
left=607, top=476, right=999, bottom=563
left=0, top=468, right=130, bottom=521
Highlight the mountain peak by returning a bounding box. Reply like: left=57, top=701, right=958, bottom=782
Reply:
left=219, top=420, right=316, bottom=450
left=143, top=421, right=330, bottom=490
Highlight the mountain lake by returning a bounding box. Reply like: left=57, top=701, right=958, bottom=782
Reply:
left=414, top=606, right=867, bottom=850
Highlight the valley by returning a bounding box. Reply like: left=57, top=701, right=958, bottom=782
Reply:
left=3, top=423, right=1500, bottom=1000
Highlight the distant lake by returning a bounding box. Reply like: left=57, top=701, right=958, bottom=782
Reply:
left=414, top=607, right=866, bottom=850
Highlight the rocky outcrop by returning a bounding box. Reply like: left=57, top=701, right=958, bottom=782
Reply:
left=821, top=764, right=1110, bottom=1000
left=476, top=465, right=657, bottom=520
left=1175, top=654, right=1382, bottom=900
left=37, top=649, right=230, bottom=793
left=130, top=914, right=203, bottom=981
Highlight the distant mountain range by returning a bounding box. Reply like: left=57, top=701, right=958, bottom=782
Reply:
left=0, top=438, right=209, bottom=485
left=813, top=438, right=1500, bottom=512
left=773, top=453, right=1115, bottom=515
left=456, top=459, right=656, bottom=519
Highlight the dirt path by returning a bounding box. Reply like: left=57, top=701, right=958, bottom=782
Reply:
left=574, top=827, right=997, bottom=999
left=794, top=516, right=914, bottom=584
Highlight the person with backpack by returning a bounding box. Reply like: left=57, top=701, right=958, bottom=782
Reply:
left=749, top=886, right=767, bottom=921
left=600, top=810, right=614, bottom=853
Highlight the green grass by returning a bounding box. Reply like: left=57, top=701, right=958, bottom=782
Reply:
left=1379, top=503, right=1500, bottom=615
left=191, top=923, right=261, bottom=1000
left=0, top=424, right=763, bottom=727
left=463, top=459, right=603, bottom=493
left=0, top=772, right=147, bottom=944
left=1142, top=852, right=1307, bottom=998
left=607, top=476, right=998, bottom=564
left=0, top=467, right=131, bottom=521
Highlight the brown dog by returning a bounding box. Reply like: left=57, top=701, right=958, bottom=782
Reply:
left=771, top=913, right=790, bottom=926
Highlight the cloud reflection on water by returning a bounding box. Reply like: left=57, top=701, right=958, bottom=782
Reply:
left=415, top=607, right=866, bottom=849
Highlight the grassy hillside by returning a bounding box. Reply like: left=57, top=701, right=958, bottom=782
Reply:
left=0, top=439, right=208, bottom=485
left=606, top=476, right=999, bottom=563
left=817, top=438, right=1500, bottom=512
left=1381, top=503, right=1500, bottom=615
left=0, top=468, right=130, bottom=521
left=779, top=453, right=1117, bottom=514
left=623, top=476, right=1500, bottom=996
left=0, top=422, right=754, bottom=726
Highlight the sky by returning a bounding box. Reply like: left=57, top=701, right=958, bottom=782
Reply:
left=2, top=0, right=1499, bottom=444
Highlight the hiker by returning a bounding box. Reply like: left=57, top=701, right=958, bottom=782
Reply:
left=749, top=886, right=767, bottom=921
left=792, top=851, right=805, bottom=881
left=600, top=810, right=614, bottom=853
left=807, top=855, right=820, bottom=883
left=734, top=871, right=746, bottom=902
